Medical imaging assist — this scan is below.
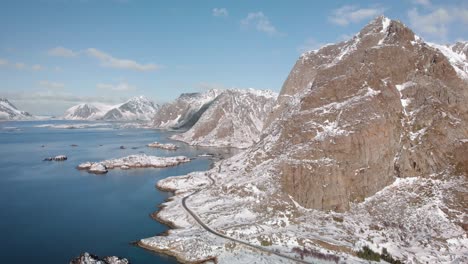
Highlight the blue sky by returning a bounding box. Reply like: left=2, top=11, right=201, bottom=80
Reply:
left=0, top=0, right=467, bottom=115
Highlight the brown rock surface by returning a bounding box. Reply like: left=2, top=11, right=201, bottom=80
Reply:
left=257, top=16, right=468, bottom=211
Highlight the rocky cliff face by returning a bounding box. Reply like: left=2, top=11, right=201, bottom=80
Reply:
left=140, top=17, right=468, bottom=263
left=0, top=98, right=32, bottom=120
left=171, top=89, right=277, bottom=148
left=153, top=89, right=221, bottom=129
left=259, top=16, right=468, bottom=211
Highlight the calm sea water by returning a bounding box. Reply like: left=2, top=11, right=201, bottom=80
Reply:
left=0, top=120, right=234, bottom=264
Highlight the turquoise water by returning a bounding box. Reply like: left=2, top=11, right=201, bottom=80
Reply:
left=0, top=121, right=233, bottom=263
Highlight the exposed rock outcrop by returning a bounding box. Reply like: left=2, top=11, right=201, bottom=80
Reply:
left=260, top=16, right=468, bottom=211
left=44, top=155, right=67, bottom=161
left=171, top=89, right=278, bottom=148
left=140, top=17, right=468, bottom=264
left=70, top=252, right=129, bottom=264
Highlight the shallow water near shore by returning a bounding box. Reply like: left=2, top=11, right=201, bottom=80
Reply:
left=0, top=120, right=235, bottom=263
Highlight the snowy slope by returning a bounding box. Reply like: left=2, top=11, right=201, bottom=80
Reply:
left=171, top=89, right=277, bottom=148
left=62, top=103, right=112, bottom=120
left=62, top=96, right=158, bottom=121
left=427, top=41, right=468, bottom=80
left=102, top=96, right=158, bottom=121
left=153, top=89, right=221, bottom=129
left=0, top=98, right=33, bottom=120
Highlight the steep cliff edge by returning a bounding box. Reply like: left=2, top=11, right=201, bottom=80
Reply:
left=264, top=16, right=468, bottom=211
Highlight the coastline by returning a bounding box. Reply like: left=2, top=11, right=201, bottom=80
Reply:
left=140, top=179, right=218, bottom=264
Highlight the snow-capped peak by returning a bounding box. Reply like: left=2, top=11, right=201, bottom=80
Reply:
left=0, top=98, right=33, bottom=120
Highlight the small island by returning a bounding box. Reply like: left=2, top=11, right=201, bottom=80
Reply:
left=77, top=154, right=191, bottom=174
left=147, top=142, right=178, bottom=150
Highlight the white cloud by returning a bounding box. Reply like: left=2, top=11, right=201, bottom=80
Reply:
left=96, top=81, right=136, bottom=92
left=15, top=62, right=26, bottom=70
left=241, top=12, right=281, bottom=36
left=0, top=58, right=8, bottom=65
left=32, top=64, right=45, bottom=71
left=212, top=8, right=228, bottom=17
left=86, top=48, right=162, bottom=71
left=329, top=5, right=385, bottom=26
left=408, top=6, right=468, bottom=40
left=412, top=0, right=431, bottom=7
left=48, top=46, right=79, bottom=57
left=39, top=80, right=65, bottom=90
left=297, top=38, right=325, bottom=53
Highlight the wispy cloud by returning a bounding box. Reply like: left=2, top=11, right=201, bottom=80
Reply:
left=241, top=12, right=281, bottom=36
left=48, top=46, right=79, bottom=57
left=408, top=5, right=468, bottom=41
left=96, top=81, right=136, bottom=92
left=329, top=5, right=385, bottom=26
left=86, top=48, right=162, bottom=71
left=0, top=60, right=46, bottom=71
left=212, top=8, right=228, bottom=17
left=412, top=0, right=431, bottom=7
left=39, top=80, right=65, bottom=90
left=15, top=62, right=27, bottom=70
left=32, top=64, right=45, bottom=71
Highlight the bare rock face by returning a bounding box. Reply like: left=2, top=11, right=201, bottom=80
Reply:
left=171, top=89, right=278, bottom=148
left=153, top=89, right=221, bottom=129
left=257, top=16, right=468, bottom=211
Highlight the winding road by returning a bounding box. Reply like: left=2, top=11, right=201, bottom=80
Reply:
left=180, top=165, right=315, bottom=264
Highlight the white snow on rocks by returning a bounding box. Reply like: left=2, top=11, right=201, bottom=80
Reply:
left=77, top=154, right=191, bottom=174
left=147, top=142, right=178, bottom=150
left=427, top=42, right=468, bottom=80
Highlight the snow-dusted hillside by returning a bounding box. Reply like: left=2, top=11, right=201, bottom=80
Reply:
left=153, top=89, right=221, bottom=129
left=171, top=89, right=277, bottom=148
left=102, top=96, right=158, bottom=121
left=62, top=96, right=158, bottom=121
left=0, top=98, right=33, bottom=120
left=140, top=16, right=468, bottom=264
left=427, top=41, right=468, bottom=80
left=62, top=103, right=112, bottom=120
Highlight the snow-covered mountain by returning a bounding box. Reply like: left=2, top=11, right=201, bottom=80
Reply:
left=153, top=89, right=221, bottom=129
left=0, top=98, right=33, bottom=120
left=101, top=96, right=158, bottom=121
left=171, top=89, right=277, bottom=148
left=62, top=96, right=158, bottom=121
left=62, top=103, right=112, bottom=120
left=427, top=41, right=468, bottom=80
left=140, top=17, right=468, bottom=263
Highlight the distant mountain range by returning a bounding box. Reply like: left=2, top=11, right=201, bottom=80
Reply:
left=0, top=98, right=33, bottom=120
left=62, top=96, right=158, bottom=121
